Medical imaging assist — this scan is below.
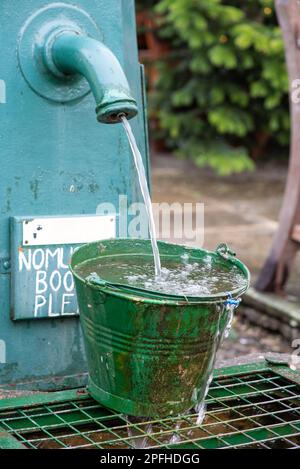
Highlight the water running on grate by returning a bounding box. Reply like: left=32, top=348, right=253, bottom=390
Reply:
left=126, top=417, right=153, bottom=449
left=194, top=303, right=236, bottom=427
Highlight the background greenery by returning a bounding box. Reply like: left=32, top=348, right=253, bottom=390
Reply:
left=136, top=0, right=289, bottom=175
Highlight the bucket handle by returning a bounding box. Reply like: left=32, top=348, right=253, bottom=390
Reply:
left=224, top=292, right=240, bottom=309
left=86, top=273, right=110, bottom=288
left=215, top=243, right=236, bottom=261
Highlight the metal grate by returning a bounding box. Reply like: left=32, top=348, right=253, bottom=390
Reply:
left=0, top=363, right=300, bottom=449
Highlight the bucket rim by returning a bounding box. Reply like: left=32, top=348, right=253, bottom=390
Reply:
left=70, top=238, right=251, bottom=305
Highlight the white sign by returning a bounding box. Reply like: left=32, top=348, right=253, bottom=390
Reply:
left=23, top=215, right=116, bottom=246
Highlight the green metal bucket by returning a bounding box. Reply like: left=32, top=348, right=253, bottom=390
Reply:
left=71, top=239, right=250, bottom=417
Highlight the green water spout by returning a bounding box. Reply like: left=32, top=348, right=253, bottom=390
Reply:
left=47, top=31, right=138, bottom=123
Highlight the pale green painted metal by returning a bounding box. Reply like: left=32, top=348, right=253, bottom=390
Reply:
left=0, top=0, right=149, bottom=390
left=51, top=33, right=138, bottom=123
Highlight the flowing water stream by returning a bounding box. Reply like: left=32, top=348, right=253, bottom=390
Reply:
left=121, top=116, right=162, bottom=277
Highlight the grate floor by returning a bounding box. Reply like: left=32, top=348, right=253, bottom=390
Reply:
left=0, top=366, right=300, bottom=449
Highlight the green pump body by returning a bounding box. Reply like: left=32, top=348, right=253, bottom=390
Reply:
left=0, top=0, right=150, bottom=390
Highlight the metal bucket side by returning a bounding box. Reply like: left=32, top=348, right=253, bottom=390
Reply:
left=74, top=276, right=230, bottom=417
left=71, top=239, right=249, bottom=417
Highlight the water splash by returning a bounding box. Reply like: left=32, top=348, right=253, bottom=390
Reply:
left=195, top=373, right=214, bottom=425
left=127, top=417, right=153, bottom=449
left=121, top=116, right=161, bottom=277
left=193, top=303, right=236, bottom=426
left=168, top=420, right=184, bottom=445
left=222, top=304, right=235, bottom=340
left=195, top=402, right=206, bottom=426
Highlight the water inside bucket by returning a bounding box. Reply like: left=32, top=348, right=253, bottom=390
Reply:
left=74, top=253, right=247, bottom=297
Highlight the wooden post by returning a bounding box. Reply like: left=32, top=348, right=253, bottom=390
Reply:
left=256, top=0, right=300, bottom=293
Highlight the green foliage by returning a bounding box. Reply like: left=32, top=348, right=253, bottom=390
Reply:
left=142, top=0, right=290, bottom=174
left=175, top=140, right=255, bottom=176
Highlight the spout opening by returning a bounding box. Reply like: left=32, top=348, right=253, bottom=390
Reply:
left=96, top=101, right=138, bottom=124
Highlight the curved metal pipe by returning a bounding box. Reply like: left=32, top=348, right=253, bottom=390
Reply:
left=48, top=32, right=138, bottom=123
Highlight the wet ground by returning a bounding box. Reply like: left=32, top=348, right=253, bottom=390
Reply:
left=151, top=153, right=298, bottom=361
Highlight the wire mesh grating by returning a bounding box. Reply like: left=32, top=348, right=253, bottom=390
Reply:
left=0, top=365, right=300, bottom=449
